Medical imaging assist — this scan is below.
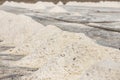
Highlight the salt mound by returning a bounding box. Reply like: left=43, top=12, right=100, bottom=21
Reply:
left=49, top=6, right=68, bottom=13
left=57, top=1, right=64, bottom=6
left=7, top=25, right=119, bottom=79
left=6, top=25, right=62, bottom=55
left=0, top=10, right=44, bottom=46
left=2, top=1, right=46, bottom=10
left=1, top=23, right=119, bottom=79
left=21, top=40, right=120, bottom=80
left=79, top=59, right=120, bottom=80
left=22, top=55, right=68, bottom=80
left=21, top=47, right=120, bottom=80
left=35, top=1, right=55, bottom=7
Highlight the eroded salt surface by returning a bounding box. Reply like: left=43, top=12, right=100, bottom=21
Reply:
left=0, top=10, right=44, bottom=46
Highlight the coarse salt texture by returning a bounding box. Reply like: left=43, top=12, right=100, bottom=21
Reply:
left=20, top=45, right=120, bottom=80
left=5, top=25, right=62, bottom=55
left=79, top=59, right=120, bottom=80
left=7, top=26, right=119, bottom=80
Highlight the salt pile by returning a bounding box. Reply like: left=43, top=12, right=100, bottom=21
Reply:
left=22, top=58, right=120, bottom=80
left=2, top=1, right=59, bottom=10
left=35, top=2, right=55, bottom=7
left=0, top=10, right=44, bottom=46
left=6, top=25, right=119, bottom=79
left=6, top=25, right=62, bottom=55
left=19, top=25, right=120, bottom=80
left=2, top=1, right=47, bottom=10
left=49, top=5, right=68, bottom=13
left=57, top=1, right=64, bottom=6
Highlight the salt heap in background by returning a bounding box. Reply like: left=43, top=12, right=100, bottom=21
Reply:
left=0, top=10, right=44, bottom=46
left=49, top=5, right=68, bottom=13
left=34, top=1, right=55, bottom=7
left=57, top=1, right=64, bottom=6
left=2, top=1, right=50, bottom=10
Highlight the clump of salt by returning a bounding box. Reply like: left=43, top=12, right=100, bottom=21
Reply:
left=35, top=1, right=55, bottom=7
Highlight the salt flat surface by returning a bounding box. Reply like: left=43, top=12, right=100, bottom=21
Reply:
left=0, top=1, right=120, bottom=80
left=66, top=1, right=120, bottom=8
